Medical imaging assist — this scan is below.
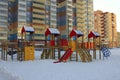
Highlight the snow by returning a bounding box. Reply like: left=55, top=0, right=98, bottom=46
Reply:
left=46, top=28, right=60, bottom=35
left=74, top=29, right=83, bottom=35
left=23, top=25, right=34, bottom=32
left=0, top=48, right=120, bottom=80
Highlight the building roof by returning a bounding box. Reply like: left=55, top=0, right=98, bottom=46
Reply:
left=88, top=31, right=100, bottom=38
left=70, top=29, right=83, bottom=38
left=45, top=28, right=60, bottom=36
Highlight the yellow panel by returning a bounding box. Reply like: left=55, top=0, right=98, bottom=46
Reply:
left=24, top=46, right=34, bottom=61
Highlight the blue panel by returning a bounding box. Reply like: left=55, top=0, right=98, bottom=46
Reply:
left=57, top=6, right=66, bottom=13
left=73, top=8, right=76, bottom=12
left=73, top=36, right=76, bottom=40
left=8, top=0, right=18, bottom=41
left=8, top=33, right=17, bottom=41
left=73, top=17, right=76, bottom=26
left=27, top=1, right=33, bottom=7
left=8, top=12, right=18, bottom=23
left=34, top=34, right=44, bottom=37
left=57, top=15, right=66, bottom=26
left=61, top=35, right=67, bottom=39
left=26, top=12, right=32, bottom=22
left=8, top=0, right=18, bottom=7
left=46, top=6, right=50, bottom=11
left=47, top=35, right=50, bottom=41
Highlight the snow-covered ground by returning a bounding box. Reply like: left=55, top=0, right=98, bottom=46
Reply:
left=0, top=48, right=120, bottom=80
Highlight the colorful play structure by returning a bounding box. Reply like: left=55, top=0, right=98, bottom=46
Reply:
left=0, top=26, right=111, bottom=62
left=18, top=25, right=34, bottom=61
left=54, top=29, right=92, bottom=63
left=40, top=28, right=111, bottom=63
left=0, top=25, right=34, bottom=61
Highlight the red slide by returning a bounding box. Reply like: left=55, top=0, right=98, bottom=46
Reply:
left=54, top=48, right=73, bottom=63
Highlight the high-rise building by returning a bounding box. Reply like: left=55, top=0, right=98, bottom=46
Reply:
left=0, top=1, right=8, bottom=40
left=73, top=0, right=94, bottom=47
left=94, top=10, right=118, bottom=48
left=57, top=0, right=73, bottom=39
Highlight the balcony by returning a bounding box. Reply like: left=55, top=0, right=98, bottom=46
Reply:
left=0, top=2, right=8, bottom=5
left=19, top=7, right=26, bottom=11
left=33, top=9, right=45, bottom=13
left=33, top=3, right=45, bottom=9
left=33, top=20, right=45, bottom=24
left=51, top=8, right=57, bottom=12
left=51, top=18, right=57, bottom=21
left=19, top=1, right=26, bottom=5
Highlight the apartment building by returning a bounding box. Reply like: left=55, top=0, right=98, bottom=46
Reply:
left=94, top=10, right=118, bottom=48
left=57, top=0, right=73, bottom=39
left=0, top=0, right=94, bottom=44
left=0, top=1, right=8, bottom=40
left=73, top=0, right=94, bottom=48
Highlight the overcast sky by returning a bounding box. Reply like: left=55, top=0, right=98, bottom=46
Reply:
left=93, top=0, right=120, bottom=32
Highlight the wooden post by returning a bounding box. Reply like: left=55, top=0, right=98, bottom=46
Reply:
left=51, top=34, right=54, bottom=59
left=58, top=35, right=61, bottom=59
left=2, top=41, right=8, bottom=61
left=76, top=36, right=78, bottom=62
left=88, top=38, right=90, bottom=54
left=82, top=36, right=84, bottom=48
left=93, top=37, right=96, bottom=59
left=1, top=42, right=3, bottom=60
left=11, top=47, right=13, bottom=61
left=45, top=35, right=47, bottom=46
left=53, top=34, right=55, bottom=59
left=45, top=35, right=48, bottom=59
left=5, top=41, right=7, bottom=61
left=69, top=37, right=72, bottom=61
left=99, top=37, right=101, bottom=59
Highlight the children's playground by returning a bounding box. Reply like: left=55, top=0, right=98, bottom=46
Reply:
left=0, top=26, right=111, bottom=62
